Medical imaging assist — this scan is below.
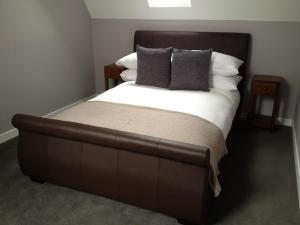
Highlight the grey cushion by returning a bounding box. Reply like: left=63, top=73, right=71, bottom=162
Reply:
left=169, top=49, right=212, bottom=91
left=136, top=46, right=173, bottom=88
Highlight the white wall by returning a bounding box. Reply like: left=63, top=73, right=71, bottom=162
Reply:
left=84, top=0, right=300, bottom=21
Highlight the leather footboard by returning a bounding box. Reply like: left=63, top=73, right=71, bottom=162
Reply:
left=12, top=114, right=212, bottom=224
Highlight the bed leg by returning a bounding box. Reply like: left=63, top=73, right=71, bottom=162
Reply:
left=177, top=218, right=203, bottom=225
left=30, top=177, right=45, bottom=184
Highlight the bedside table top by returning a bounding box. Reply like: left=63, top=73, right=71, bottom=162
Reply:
left=253, top=75, right=283, bottom=83
left=105, top=63, right=126, bottom=69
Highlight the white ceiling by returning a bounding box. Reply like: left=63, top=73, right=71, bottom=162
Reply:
left=84, top=0, right=300, bottom=22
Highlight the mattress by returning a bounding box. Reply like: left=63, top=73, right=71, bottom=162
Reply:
left=90, top=81, right=240, bottom=139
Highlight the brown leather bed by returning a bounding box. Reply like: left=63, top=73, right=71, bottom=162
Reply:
left=12, top=31, right=250, bottom=225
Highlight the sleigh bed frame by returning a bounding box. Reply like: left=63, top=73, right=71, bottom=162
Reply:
left=12, top=31, right=250, bottom=225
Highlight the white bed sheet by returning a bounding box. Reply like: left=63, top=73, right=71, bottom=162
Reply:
left=89, top=81, right=240, bottom=139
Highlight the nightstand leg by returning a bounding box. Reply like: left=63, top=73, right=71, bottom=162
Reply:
left=249, top=94, right=257, bottom=119
left=105, top=77, right=109, bottom=91
left=113, top=79, right=119, bottom=87
left=272, top=92, right=280, bottom=125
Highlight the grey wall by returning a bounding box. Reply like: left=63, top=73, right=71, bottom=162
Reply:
left=0, top=0, right=95, bottom=134
left=92, top=19, right=300, bottom=120
left=294, top=83, right=300, bottom=158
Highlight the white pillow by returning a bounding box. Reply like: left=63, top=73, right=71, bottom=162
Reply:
left=120, top=69, right=137, bottom=81
left=116, top=51, right=243, bottom=76
left=115, top=52, right=137, bottom=69
left=210, top=75, right=242, bottom=90
left=210, top=52, right=243, bottom=76
left=120, top=69, right=242, bottom=90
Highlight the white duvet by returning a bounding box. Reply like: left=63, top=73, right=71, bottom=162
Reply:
left=90, top=81, right=240, bottom=139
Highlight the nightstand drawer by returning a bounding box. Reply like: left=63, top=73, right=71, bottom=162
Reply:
left=105, top=67, right=125, bottom=78
left=252, top=82, right=276, bottom=96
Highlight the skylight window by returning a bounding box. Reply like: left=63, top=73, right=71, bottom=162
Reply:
left=148, top=0, right=191, bottom=8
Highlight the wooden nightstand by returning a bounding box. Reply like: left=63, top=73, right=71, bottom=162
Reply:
left=248, top=75, right=283, bottom=129
left=104, top=64, right=126, bottom=90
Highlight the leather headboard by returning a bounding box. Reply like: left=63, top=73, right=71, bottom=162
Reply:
left=134, top=30, right=250, bottom=80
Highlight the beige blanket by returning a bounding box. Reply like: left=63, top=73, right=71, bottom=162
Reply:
left=53, top=101, right=227, bottom=196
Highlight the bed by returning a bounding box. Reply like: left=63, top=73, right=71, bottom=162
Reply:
left=12, top=31, right=250, bottom=225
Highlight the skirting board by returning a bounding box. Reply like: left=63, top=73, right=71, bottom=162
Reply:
left=240, top=113, right=293, bottom=127
left=0, top=94, right=96, bottom=145
left=0, top=129, right=19, bottom=145
left=292, top=124, right=300, bottom=209
left=277, top=117, right=294, bottom=127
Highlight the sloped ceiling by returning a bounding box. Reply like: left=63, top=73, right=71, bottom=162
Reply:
left=84, top=0, right=300, bottom=22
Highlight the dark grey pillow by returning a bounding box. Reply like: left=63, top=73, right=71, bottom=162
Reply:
left=136, top=46, right=173, bottom=88
left=169, top=49, right=212, bottom=91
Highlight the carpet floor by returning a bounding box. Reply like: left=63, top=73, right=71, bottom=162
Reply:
left=0, top=124, right=299, bottom=225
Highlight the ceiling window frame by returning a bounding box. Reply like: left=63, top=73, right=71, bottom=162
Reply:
left=147, top=0, right=192, bottom=8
